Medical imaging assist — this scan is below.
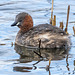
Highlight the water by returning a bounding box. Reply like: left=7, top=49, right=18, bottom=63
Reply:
left=0, top=0, right=75, bottom=75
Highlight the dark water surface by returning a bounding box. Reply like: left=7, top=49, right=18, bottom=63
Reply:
left=0, top=0, right=75, bottom=75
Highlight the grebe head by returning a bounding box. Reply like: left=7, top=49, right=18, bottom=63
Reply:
left=11, top=12, right=33, bottom=33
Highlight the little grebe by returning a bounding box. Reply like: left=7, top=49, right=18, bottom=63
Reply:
left=11, top=12, right=71, bottom=49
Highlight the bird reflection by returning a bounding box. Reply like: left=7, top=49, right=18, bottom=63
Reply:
left=13, top=44, right=70, bottom=73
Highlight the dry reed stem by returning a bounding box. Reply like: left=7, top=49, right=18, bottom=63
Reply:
left=65, top=5, right=70, bottom=33
left=73, top=26, right=75, bottom=35
left=60, top=22, right=64, bottom=29
left=52, top=19, right=54, bottom=26
left=54, top=15, right=56, bottom=26
left=49, top=58, right=52, bottom=67
left=50, top=0, right=54, bottom=24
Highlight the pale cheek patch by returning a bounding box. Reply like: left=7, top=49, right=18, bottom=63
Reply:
left=16, top=22, right=21, bottom=26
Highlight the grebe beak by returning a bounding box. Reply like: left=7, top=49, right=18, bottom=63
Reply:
left=11, top=21, right=21, bottom=27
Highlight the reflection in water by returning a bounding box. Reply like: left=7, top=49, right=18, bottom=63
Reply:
left=73, top=60, right=75, bottom=74
left=49, top=70, right=51, bottom=75
left=13, top=66, right=32, bottom=72
left=14, top=44, right=70, bottom=61
left=66, top=54, right=70, bottom=74
left=13, top=44, right=70, bottom=72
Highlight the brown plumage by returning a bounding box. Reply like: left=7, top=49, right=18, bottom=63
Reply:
left=11, top=12, right=71, bottom=49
